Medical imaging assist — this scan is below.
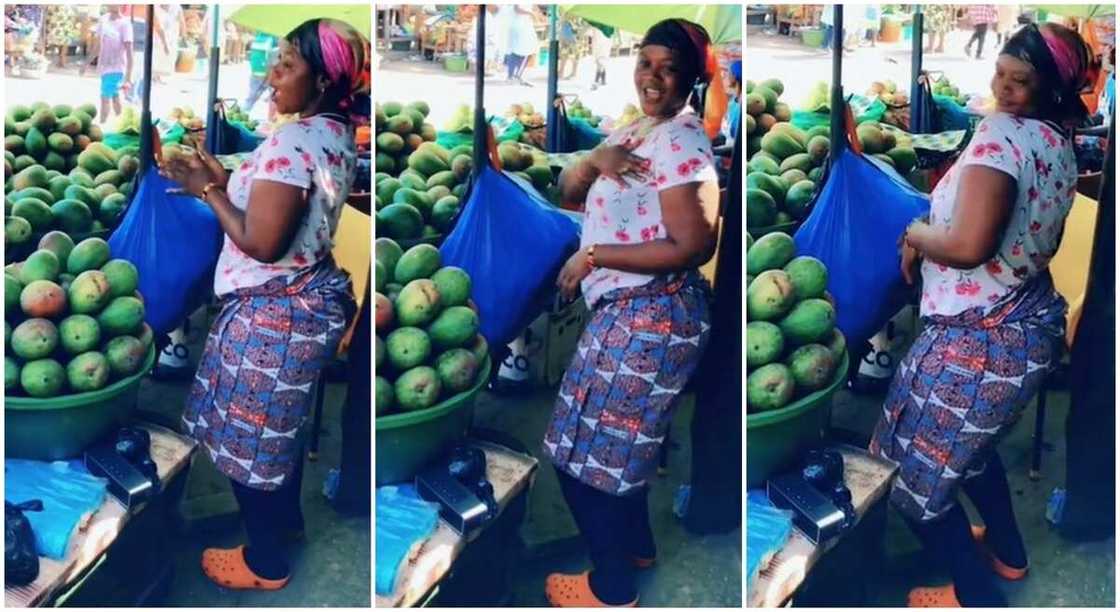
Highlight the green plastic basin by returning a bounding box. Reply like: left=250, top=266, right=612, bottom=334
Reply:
left=5, top=345, right=156, bottom=460
left=746, top=353, right=848, bottom=488
left=375, top=359, right=491, bottom=485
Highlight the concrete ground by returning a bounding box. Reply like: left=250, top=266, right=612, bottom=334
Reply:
left=812, top=379, right=1115, bottom=607
left=134, top=307, right=371, bottom=607
left=746, top=23, right=1006, bottom=112
left=376, top=49, right=647, bottom=130
left=472, top=386, right=743, bottom=607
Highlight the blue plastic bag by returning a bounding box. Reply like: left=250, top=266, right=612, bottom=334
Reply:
left=375, top=486, right=439, bottom=596
left=441, top=164, right=581, bottom=347
left=794, top=147, right=930, bottom=349
left=108, top=166, right=223, bottom=335
left=5, top=460, right=107, bottom=560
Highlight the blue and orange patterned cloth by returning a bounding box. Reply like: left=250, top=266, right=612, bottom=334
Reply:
left=542, top=272, right=710, bottom=496
left=870, top=274, right=1066, bottom=521
left=183, top=261, right=355, bottom=491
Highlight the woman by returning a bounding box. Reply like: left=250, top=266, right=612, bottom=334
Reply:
left=162, top=19, right=369, bottom=590
left=870, top=23, right=1093, bottom=607
left=506, top=5, right=539, bottom=86
left=923, top=5, right=953, bottom=54
left=42, top=4, right=77, bottom=68
left=542, top=19, right=722, bottom=608
left=152, top=4, right=185, bottom=82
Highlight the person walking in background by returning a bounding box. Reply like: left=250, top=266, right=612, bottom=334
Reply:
left=589, top=24, right=611, bottom=90
left=965, top=4, right=998, bottom=60
left=819, top=5, right=835, bottom=51
left=244, top=31, right=278, bottom=111
left=558, top=14, right=584, bottom=81
left=83, top=5, right=133, bottom=124
left=153, top=4, right=186, bottom=83
left=865, top=4, right=881, bottom=48
left=507, top=5, right=539, bottom=86
left=42, top=4, right=77, bottom=69
left=923, top=5, right=953, bottom=54
left=995, top=4, right=1019, bottom=46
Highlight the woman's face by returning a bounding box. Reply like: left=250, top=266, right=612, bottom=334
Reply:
left=269, top=40, right=321, bottom=115
left=634, top=44, right=689, bottom=119
left=991, top=54, right=1039, bottom=116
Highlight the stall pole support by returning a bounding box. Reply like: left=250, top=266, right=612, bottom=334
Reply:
left=828, top=5, right=845, bottom=158
left=546, top=6, right=561, bottom=152
left=138, top=6, right=156, bottom=176
left=909, top=7, right=924, bottom=133
left=204, top=5, right=222, bottom=154
left=471, top=4, right=488, bottom=179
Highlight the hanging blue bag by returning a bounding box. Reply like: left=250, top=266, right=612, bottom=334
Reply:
left=441, top=156, right=580, bottom=347
left=793, top=101, right=930, bottom=350
left=108, top=165, right=223, bottom=335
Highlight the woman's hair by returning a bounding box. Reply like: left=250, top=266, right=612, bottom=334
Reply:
left=285, top=19, right=371, bottom=121
left=1000, top=23, right=1093, bottom=126
left=640, top=19, right=713, bottom=102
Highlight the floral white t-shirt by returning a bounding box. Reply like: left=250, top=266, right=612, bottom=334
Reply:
left=214, top=116, right=357, bottom=296
left=920, top=112, right=1078, bottom=317
left=580, top=112, right=718, bottom=307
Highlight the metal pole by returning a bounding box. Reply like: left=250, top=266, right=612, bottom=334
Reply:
left=829, top=5, right=844, bottom=157
left=139, top=6, right=156, bottom=176
left=545, top=6, right=560, bottom=152
left=204, top=5, right=221, bottom=154
left=910, top=6, right=924, bottom=132
left=472, top=5, right=487, bottom=177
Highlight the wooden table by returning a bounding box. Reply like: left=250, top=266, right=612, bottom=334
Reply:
left=5, top=424, right=196, bottom=608
left=376, top=440, right=539, bottom=608
left=750, top=445, right=897, bottom=607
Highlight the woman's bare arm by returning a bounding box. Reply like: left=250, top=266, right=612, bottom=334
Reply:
left=206, top=180, right=309, bottom=263
left=906, top=165, right=1015, bottom=268
left=558, top=157, right=599, bottom=210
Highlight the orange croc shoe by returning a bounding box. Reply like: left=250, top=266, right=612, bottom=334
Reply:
left=544, top=571, right=637, bottom=607
left=201, top=545, right=290, bottom=590
left=907, top=585, right=961, bottom=607
left=970, top=525, right=1029, bottom=581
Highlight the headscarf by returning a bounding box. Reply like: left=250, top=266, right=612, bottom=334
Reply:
left=286, top=19, right=371, bottom=122
left=640, top=19, right=727, bottom=139
left=1001, top=23, right=1092, bottom=126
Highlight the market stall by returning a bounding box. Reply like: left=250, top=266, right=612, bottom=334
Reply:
left=375, top=5, right=743, bottom=605
left=746, top=4, right=1116, bottom=606
left=5, top=4, right=372, bottom=604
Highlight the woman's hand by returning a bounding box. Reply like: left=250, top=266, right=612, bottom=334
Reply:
left=160, top=148, right=227, bottom=197
left=587, top=143, right=650, bottom=188
left=556, top=248, right=591, bottom=301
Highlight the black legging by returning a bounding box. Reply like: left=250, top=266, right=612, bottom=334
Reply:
left=966, top=23, right=989, bottom=58
left=229, top=453, right=306, bottom=580
left=902, top=453, right=1026, bottom=606
left=555, top=468, right=655, bottom=605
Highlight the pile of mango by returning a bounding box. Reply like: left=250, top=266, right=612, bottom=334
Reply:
left=746, top=231, right=845, bottom=413
left=5, top=236, right=152, bottom=398
left=375, top=239, right=488, bottom=416
left=375, top=100, right=559, bottom=241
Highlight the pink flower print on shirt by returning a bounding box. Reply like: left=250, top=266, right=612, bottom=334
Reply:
left=615, top=228, right=631, bottom=242
left=687, top=157, right=702, bottom=169
left=594, top=196, right=605, bottom=208
left=1039, top=124, right=1058, bottom=147
left=985, top=260, right=1003, bottom=275
left=265, top=159, right=277, bottom=173
left=656, top=173, right=668, bottom=186
left=987, top=293, right=1002, bottom=304
left=677, top=162, right=691, bottom=177
left=1011, top=242, right=1023, bottom=257
left=671, top=142, right=682, bottom=152
left=955, top=279, right=982, bottom=296
left=1029, top=220, right=1042, bottom=233
left=293, top=253, right=308, bottom=266
left=1028, top=186, right=1039, bottom=201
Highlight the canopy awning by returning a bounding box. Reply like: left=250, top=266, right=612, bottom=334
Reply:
left=560, top=4, right=742, bottom=44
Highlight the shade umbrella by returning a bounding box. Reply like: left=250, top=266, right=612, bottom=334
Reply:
left=560, top=4, right=742, bottom=44
left=1026, top=5, right=1115, bottom=19
left=229, top=4, right=371, bottom=39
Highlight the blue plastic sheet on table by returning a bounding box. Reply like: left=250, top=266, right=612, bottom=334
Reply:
left=108, top=166, right=223, bottom=335
left=375, top=485, right=440, bottom=596
left=441, top=164, right=580, bottom=348
left=746, top=490, right=794, bottom=592
left=5, top=459, right=108, bottom=560
left=793, top=147, right=930, bottom=350
left=207, top=117, right=265, bottom=156
left=932, top=95, right=973, bottom=132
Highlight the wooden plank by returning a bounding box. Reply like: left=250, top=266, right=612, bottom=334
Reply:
left=5, top=424, right=196, bottom=608
left=750, top=446, right=897, bottom=607
left=375, top=441, right=539, bottom=608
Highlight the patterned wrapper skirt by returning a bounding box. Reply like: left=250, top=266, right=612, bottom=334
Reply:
left=542, top=273, right=711, bottom=496
left=183, top=261, right=355, bottom=491
left=869, top=274, right=1066, bottom=521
